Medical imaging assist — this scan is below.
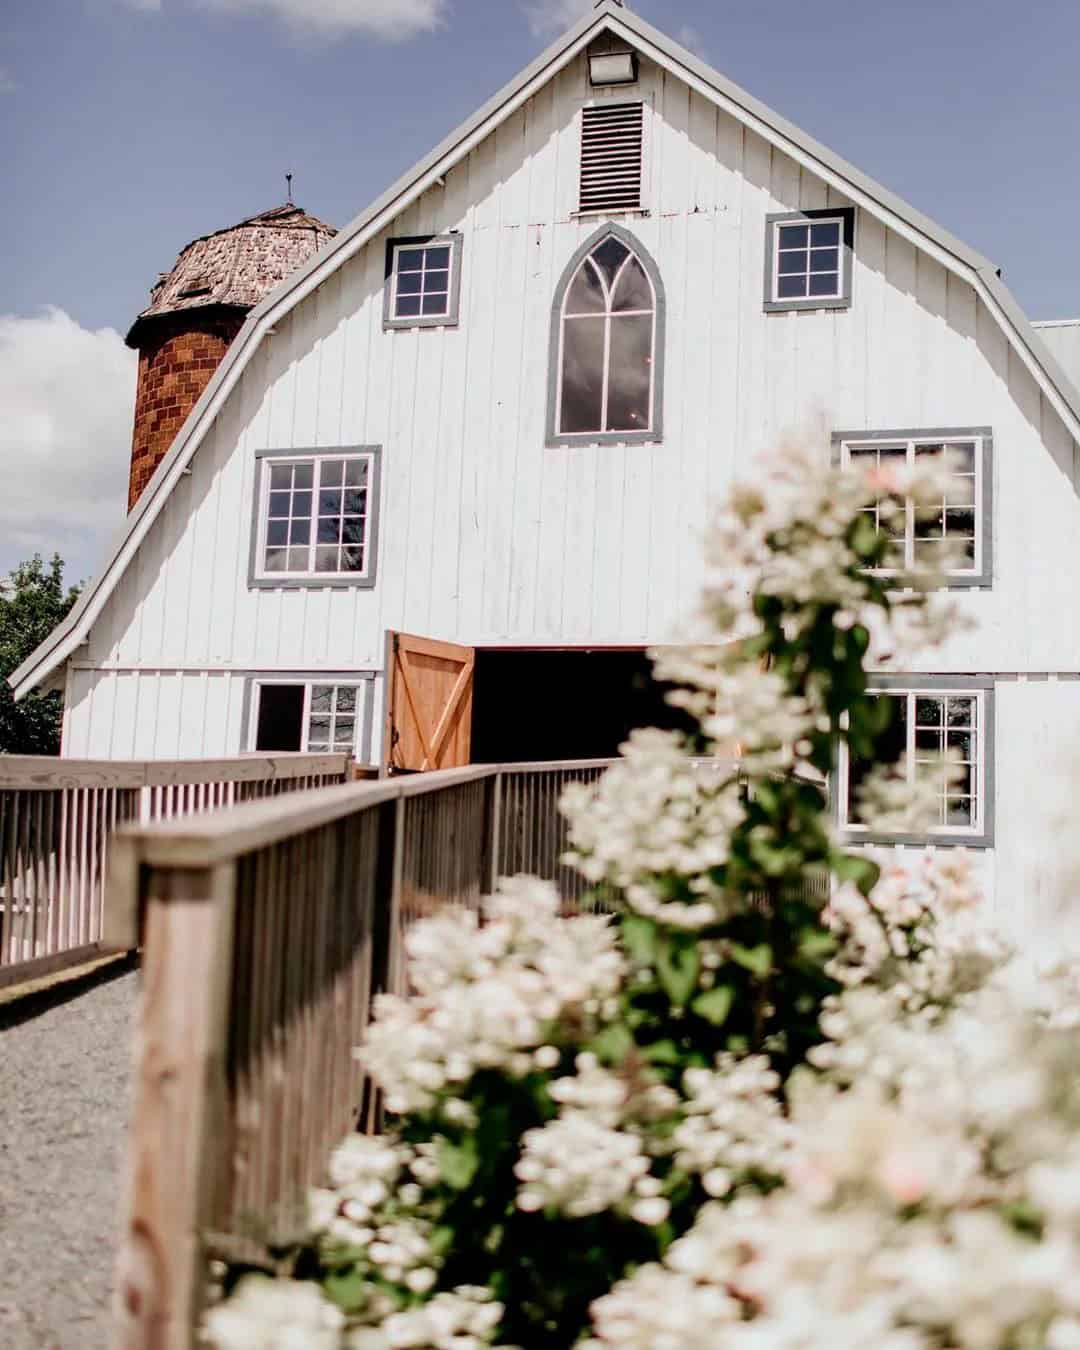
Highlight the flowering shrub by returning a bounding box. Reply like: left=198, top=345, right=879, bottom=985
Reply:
left=205, top=444, right=1076, bottom=1349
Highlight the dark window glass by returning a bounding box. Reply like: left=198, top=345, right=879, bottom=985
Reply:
left=397, top=270, right=422, bottom=295
left=591, top=237, right=630, bottom=287
left=777, top=252, right=806, bottom=275
left=778, top=223, right=808, bottom=248
left=560, top=316, right=606, bottom=434
left=809, top=271, right=840, bottom=297
left=848, top=694, right=906, bottom=825
left=255, top=684, right=305, bottom=752
left=606, top=315, right=653, bottom=431
left=612, top=257, right=652, bottom=312
left=777, top=274, right=807, bottom=299
left=565, top=261, right=605, bottom=314
left=811, top=221, right=841, bottom=246
left=425, top=246, right=451, bottom=271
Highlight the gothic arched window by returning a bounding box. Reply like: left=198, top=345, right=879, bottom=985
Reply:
left=548, top=225, right=664, bottom=446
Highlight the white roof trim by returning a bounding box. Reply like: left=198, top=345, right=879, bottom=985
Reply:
left=12, top=0, right=1080, bottom=699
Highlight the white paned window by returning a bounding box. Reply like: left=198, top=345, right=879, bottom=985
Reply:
left=251, top=681, right=362, bottom=754
left=555, top=232, right=657, bottom=439
left=579, top=102, right=645, bottom=214
left=773, top=216, right=845, bottom=301
left=838, top=435, right=989, bottom=583
left=256, top=452, right=374, bottom=581
left=841, top=685, right=990, bottom=842
left=391, top=242, right=453, bottom=321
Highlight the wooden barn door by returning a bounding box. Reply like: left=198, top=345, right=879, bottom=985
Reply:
left=384, top=632, right=475, bottom=774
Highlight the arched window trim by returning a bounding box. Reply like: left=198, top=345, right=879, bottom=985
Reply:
left=546, top=223, right=666, bottom=448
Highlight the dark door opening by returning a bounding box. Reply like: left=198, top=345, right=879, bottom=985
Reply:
left=471, top=649, right=696, bottom=764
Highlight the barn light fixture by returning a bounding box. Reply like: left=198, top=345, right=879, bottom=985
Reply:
left=589, top=50, right=638, bottom=86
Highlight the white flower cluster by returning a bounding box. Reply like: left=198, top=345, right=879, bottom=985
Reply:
left=690, top=441, right=963, bottom=645
left=306, top=1134, right=445, bottom=1311
left=586, top=978, right=1080, bottom=1350
left=821, top=850, right=1010, bottom=1045
left=561, top=729, right=746, bottom=929
left=346, top=1286, right=509, bottom=1350
left=672, top=1054, right=792, bottom=1195
left=204, top=1276, right=345, bottom=1350
left=358, top=877, right=625, bottom=1114
left=516, top=1111, right=653, bottom=1219
left=515, top=1055, right=678, bottom=1224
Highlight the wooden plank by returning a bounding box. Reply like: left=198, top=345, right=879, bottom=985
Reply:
left=0, top=941, right=111, bottom=993
left=113, top=861, right=237, bottom=1350
left=0, top=754, right=350, bottom=791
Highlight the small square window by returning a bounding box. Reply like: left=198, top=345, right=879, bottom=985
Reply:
left=765, top=208, right=855, bottom=312
left=250, top=447, right=381, bottom=589
left=384, top=234, right=463, bottom=330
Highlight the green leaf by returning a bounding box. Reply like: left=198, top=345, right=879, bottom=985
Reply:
left=643, top=1038, right=682, bottom=1065
left=589, top=1021, right=635, bottom=1065
left=691, top=984, right=735, bottom=1027
left=797, top=929, right=838, bottom=962
left=729, top=943, right=772, bottom=979
left=620, top=913, right=658, bottom=965
left=833, top=852, right=880, bottom=897
left=437, top=1135, right=480, bottom=1191
left=656, top=933, right=701, bottom=1007
left=323, top=1268, right=371, bottom=1313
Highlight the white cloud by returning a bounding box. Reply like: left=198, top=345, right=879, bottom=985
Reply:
left=523, top=0, right=593, bottom=38
left=200, top=0, right=448, bottom=39
left=0, top=308, right=136, bottom=586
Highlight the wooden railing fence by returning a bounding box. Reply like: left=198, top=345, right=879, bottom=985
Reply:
left=107, top=759, right=617, bottom=1350
left=0, top=753, right=352, bottom=988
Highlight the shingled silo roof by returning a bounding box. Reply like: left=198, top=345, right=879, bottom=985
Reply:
left=126, top=203, right=337, bottom=347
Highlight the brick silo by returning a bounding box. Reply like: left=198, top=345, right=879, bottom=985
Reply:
left=124, top=203, right=336, bottom=511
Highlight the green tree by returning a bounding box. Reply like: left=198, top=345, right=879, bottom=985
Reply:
left=0, top=554, right=81, bottom=755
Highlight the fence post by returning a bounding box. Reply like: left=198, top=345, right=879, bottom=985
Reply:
left=484, top=771, right=503, bottom=895
left=113, top=859, right=237, bottom=1350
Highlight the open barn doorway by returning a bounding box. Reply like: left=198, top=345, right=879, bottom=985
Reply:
left=470, top=648, right=695, bottom=764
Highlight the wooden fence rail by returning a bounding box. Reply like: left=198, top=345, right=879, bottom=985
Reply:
left=107, top=758, right=623, bottom=1350
left=0, top=753, right=352, bottom=989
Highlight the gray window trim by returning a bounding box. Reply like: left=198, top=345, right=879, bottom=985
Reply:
left=546, top=222, right=666, bottom=448
left=764, top=206, right=855, bottom=313
left=833, top=674, right=996, bottom=849
left=241, top=671, right=377, bottom=761
left=382, top=233, right=464, bottom=331
left=831, top=427, right=993, bottom=590
left=247, top=445, right=382, bottom=591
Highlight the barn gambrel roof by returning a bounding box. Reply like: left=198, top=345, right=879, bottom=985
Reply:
left=12, top=0, right=1080, bottom=700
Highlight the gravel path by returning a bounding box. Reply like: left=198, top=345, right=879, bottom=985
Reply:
left=0, top=969, right=137, bottom=1349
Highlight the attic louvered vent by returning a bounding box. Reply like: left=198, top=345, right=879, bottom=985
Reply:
left=579, top=102, right=644, bottom=214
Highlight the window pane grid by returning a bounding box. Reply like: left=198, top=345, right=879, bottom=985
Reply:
left=306, top=684, right=359, bottom=754
left=559, top=242, right=656, bottom=436
left=262, top=456, right=370, bottom=578
left=844, top=689, right=982, bottom=836
left=844, top=439, right=980, bottom=576
left=774, top=218, right=843, bottom=301
left=393, top=243, right=453, bottom=320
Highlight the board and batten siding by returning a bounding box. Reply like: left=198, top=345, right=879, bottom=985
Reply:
left=67, top=50, right=1080, bottom=755
left=1033, top=320, right=1080, bottom=400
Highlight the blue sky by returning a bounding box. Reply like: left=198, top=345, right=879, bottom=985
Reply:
left=3, top=0, right=1079, bottom=581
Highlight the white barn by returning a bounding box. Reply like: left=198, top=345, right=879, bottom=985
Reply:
left=12, top=1, right=1080, bottom=929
